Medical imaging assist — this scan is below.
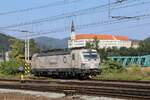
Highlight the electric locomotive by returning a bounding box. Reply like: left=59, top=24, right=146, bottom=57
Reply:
left=31, top=48, right=101, bottom=79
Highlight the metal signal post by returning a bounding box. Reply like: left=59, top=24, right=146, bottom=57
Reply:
left=27, top=32, right=30, bottom=62
left=22, top=30, right=30, bottom=62
left=25, top=32, right=27, bottom=62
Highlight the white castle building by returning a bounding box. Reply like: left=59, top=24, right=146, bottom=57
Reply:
left=68, top=21, right=132, bottom=49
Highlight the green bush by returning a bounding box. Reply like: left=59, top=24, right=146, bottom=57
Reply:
left=127, top=64, right=141, bottom=74
left=0, top=60, right=20, bottom=75
left=101, top=60, right=124, bottom=73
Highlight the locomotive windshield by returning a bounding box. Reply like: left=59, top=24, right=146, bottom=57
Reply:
left=83, top=52, right=98, bottom=59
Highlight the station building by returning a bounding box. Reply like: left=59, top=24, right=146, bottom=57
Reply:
left=68, top=22, right=132, bottom=49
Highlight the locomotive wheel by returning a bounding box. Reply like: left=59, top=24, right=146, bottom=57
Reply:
left=88, top=74, right=95, bottom=79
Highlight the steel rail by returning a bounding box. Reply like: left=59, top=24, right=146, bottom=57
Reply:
left=0, top=78, right=149, bottom=99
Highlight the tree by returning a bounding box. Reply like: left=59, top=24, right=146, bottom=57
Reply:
left=85, top=38, right=99, bottom=50
left=139, top=37, right=150, bottom=55
left=9, top=38, right=39, bottom=61
left=86, top=42, right=93, bottom=49
left=29, top=39, right=40, bottom=56
left=9, top=38, right=24, bottom=61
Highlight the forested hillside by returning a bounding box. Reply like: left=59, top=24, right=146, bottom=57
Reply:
left=34, top=36, right=68, bottom=50
left=0, top=33, right=14, bottom=52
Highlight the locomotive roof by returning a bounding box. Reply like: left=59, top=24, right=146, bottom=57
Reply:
left=37, top=50, right=71, bottom=57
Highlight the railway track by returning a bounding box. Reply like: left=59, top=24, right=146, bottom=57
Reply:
left=0, top=78, right=149, bottom=100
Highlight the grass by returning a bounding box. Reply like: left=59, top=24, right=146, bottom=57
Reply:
left=0, top=72, right=16, bottom=79
left=0, top=72, right=53, bottom=81
left=95, top=63, right=150, bottom=81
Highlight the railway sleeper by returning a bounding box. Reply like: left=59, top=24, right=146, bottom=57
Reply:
left=57, top=82, right=150, bottom=90
left=79, top=91, right=150, bottom=100
left=80, top=88, right=150, bottom=96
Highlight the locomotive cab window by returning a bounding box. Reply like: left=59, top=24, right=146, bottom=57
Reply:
left=83, top=52, right=98, bottom=60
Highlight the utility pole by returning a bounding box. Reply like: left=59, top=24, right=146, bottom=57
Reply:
left=21, top=30, right=30, bottom=63
left=27, top=32, right=30, bottom=62
left=25, top=32, right=27, bottom=62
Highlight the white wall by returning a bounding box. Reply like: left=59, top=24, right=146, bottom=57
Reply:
left=68, top=39, right=132, bottom=49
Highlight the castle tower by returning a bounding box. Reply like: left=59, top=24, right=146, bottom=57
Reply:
left=68, top=20, right=76, bottom=48
left=70, top=20, right=76, bottom=40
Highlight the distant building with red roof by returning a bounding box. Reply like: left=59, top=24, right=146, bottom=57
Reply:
left=68, top=22, right=131, bottom=49
left=75, top=34, right=129, bottom=41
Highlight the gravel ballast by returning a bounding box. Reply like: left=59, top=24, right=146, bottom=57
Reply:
left=0, top=89, right=126, bottom=100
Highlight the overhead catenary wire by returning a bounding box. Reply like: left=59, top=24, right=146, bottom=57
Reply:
left=0, top=0, right=146, bottom=29
left=0, top=0, right=82, bottom=16
left=98, top=22, right=150, bottom=36
left=17, top=13, right=150, bottom=38
left=2, top=12, right=150, bottom=38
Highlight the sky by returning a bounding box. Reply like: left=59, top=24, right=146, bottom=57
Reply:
left=0, top=0, right=150, bottom=40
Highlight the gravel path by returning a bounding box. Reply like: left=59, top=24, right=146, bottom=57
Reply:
left=0, top=89, right=126, bottom=100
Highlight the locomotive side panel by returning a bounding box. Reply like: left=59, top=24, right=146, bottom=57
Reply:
left=31, top=54, right=71, bottom=69
left=71, top=50, right=82, bottom=69
left=56, top=54, right=72, bottom=69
